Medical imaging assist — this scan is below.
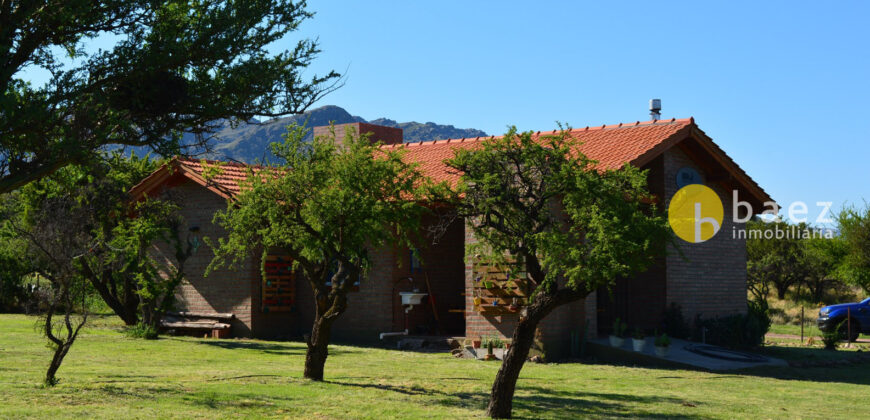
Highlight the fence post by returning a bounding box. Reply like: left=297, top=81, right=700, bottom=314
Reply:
left=848, top=307, right=852, bottom=347
left=801, top=306, right=806, bottom=345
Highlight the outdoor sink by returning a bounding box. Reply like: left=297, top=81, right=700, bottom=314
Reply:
left=399, top=292, right=427, bottom=306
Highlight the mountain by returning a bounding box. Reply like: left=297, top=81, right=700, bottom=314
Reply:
left=201, top=105, right=487, bottom=163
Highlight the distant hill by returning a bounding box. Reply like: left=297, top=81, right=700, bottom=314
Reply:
left=195, top=105, right=487, bottom=163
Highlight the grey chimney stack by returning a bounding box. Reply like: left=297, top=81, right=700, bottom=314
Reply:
left=649, top=99, right=661, bottom=121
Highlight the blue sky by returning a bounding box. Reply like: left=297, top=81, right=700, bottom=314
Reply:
left=290, top=1, right=869, bottom=224
left=19, top=1, right=870, bottom=224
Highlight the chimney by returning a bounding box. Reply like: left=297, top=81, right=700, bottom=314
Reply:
left=312, top=122, right=403, bottom=146
left=649, top=99, right=661, bottom=121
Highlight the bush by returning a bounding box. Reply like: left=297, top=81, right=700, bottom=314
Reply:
left=611, top=317, right=627, bottom=337
left=693, top=301, right=771, bottom=349
left=654, top=333, right=670, bottom=348
left=661, top=303, right=691, bottom=339
left=125, top=323, right=159, bottom=340
left=821, top=322, right=842, bottom=350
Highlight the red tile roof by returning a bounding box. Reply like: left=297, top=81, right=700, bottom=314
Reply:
left=384, top=117, right=694, bottom=186
left=130, top=117, right=771, bottom=205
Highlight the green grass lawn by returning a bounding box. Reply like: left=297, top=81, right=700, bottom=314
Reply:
left=768, top=322, right=823, bottom=337
left=1, top=314, right=868, bottom=419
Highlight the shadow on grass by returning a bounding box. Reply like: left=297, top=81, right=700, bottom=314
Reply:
left=188, top=338, right=360, bottom=356
left=327, top=379, right=708, bottom=419
left=99, top=384, right=179, bottom=399
left=184, top=392, right=296, bottom=409
left=511, top=386, right=709, bottom=419
left=585, top=342, right=870, bottom=386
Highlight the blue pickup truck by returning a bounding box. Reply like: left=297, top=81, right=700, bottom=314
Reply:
left=817, top=298, right=870, bottom=341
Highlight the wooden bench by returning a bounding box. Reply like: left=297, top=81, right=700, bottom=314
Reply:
left=161, top=311, right=235, bottom=338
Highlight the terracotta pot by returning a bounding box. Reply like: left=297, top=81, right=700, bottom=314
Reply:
left=472, top=340, right=482, bottom=348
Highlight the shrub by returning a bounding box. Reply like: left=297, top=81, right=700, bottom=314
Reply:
left=632, top=327, right=645, bottom=340
left=693, top=301, right=771, bottom=349
left=611, top=317, right=627, bottom=337
left=661, top=303, right=691, bottom=339
left=822, top=327, right=841, bottom=350
left=821, top=323, right=841, bottom=350
left=654, top=333, right=670, bottom=348
left=125, top=323, right=159, bottom=340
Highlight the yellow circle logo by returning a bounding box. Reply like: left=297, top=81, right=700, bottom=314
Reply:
left=668, top=184, right=723, bottom=243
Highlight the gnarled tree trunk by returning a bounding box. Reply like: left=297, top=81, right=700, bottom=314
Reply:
left=303, top=278, right=350, bottom=381
left=486, top=288, right=582, bottom=418
left=304, top=312, right=337, bottom=381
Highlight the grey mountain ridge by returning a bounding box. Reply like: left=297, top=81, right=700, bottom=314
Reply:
left=190, top=105, right=487, bottom=163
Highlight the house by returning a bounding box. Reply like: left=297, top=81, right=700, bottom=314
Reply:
left=130, top=118, right=772, bottom=358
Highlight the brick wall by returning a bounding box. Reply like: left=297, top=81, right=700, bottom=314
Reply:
left=277, top=245, right=397, bottom=343
left=663, top=147, right=748, bottom=321
left=167, top=181, right=255, bottom=337
left=391, top=214, right=466, bottom=336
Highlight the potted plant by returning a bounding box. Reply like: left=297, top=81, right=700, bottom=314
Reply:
left=609, top=317, right=627, bottom=347
left=484, top=338, right=498, bottom=360
left=631, top=327, right=646, bottom=352
left=472, top=337, right=482, bottom=349
left=654, top=333, right=671, bottom=357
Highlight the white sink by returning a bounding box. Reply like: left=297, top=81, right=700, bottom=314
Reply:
left=399, top=292, right=428, bottom=306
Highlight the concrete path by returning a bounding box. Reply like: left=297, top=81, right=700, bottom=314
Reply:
left=591, top=337, right=788, bottom=371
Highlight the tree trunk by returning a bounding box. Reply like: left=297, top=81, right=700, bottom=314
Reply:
left=774, top=284, right=788, bottom=300
left=486, top=313, right=540, bottom=418
left=44, top=343, right=70, bottom=387
left=486, top=286, right=582, bottom=418
left=304, top=314, right=336, bottom=381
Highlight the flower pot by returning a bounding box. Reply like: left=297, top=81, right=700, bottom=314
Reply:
left=608, top=335, right=624, bottom=347
left=631, top=338, right=646, bottom=352
left=472, top=340, right=481, bottom=348
left=654, top=346, right=670, bottom=358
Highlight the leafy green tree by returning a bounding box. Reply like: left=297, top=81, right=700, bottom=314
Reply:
left=802, top=236, right=848, bottom=303
left=838, top=204, right=870, bottom=293
left=9, top=153, right=196, bottom=336
left=210, top=124, right=433, bottom=381
left=0, top=194, right=31, bottom=312
left=5, top=172, right=99, bottom=386
left=445, top=127, right=670, bottom=418
left=746, top=219, right=806, bottom=301
left=0, top=0, right=341, bottom=193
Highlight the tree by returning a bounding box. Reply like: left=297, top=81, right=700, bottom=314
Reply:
left=0, top=0, right=341, bottom=193
left=838, top=204, right=870, bottom=293
left=210, top=124, right=433, bottom=381
left=5, top=176, right=97, bottom=386
left=746, top=219, right=806, bottom=301
left=0, top=194, right=31, bottom=312
left=445, top=127, right=670, bottom=418
left=10, top=153, right=196, bottom=336
left=802, top=236, right=848, bottom=303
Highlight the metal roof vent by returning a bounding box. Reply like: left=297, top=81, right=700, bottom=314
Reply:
left=649, top=99, right=661, bottom=121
